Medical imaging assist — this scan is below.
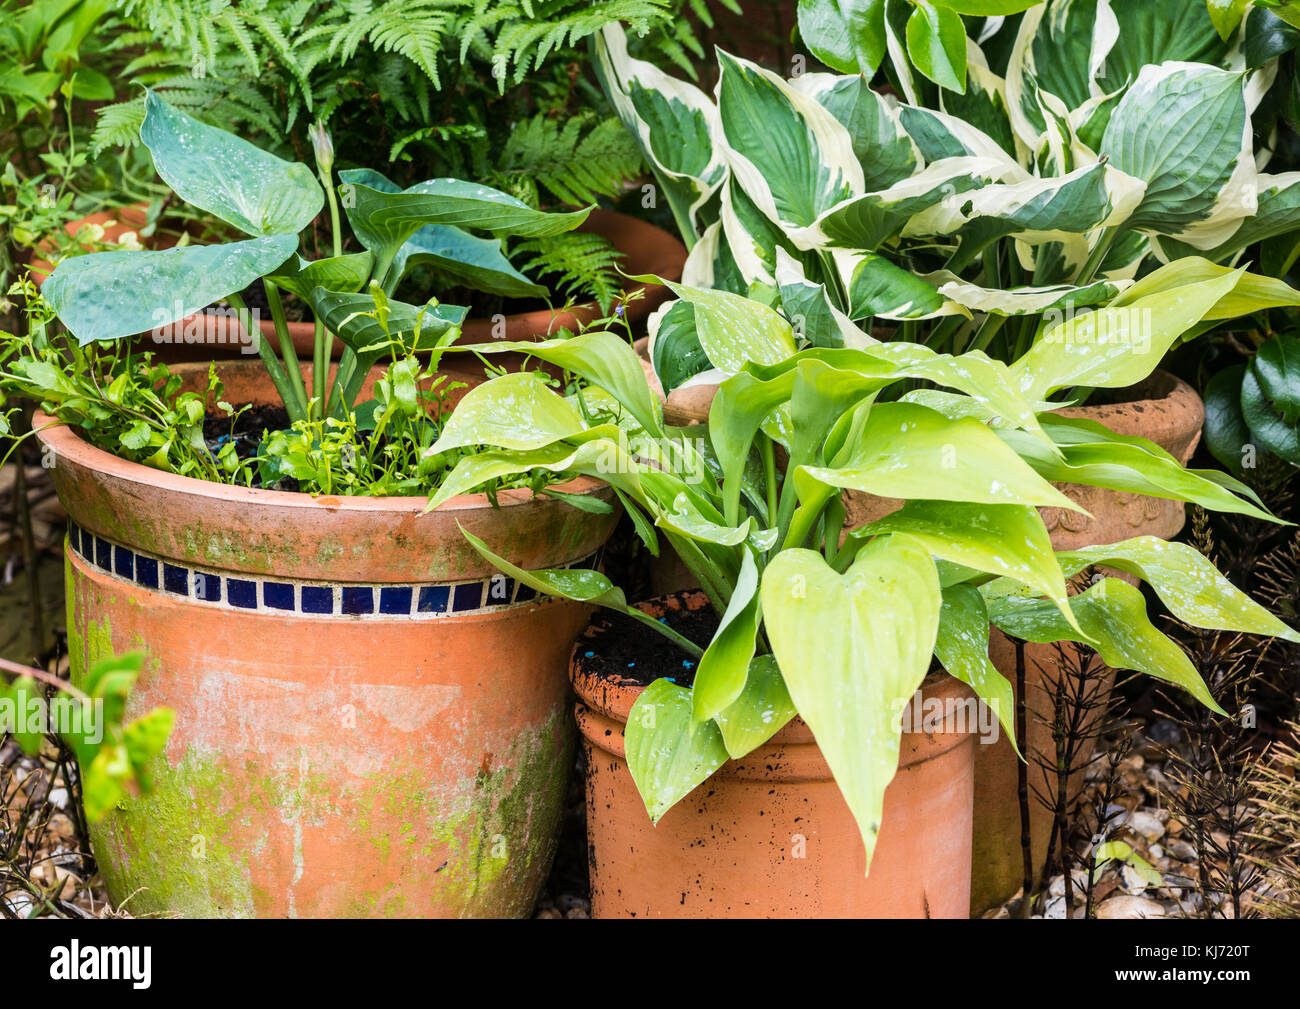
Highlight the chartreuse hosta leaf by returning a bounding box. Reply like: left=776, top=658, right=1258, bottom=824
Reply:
left=140, top=89, right=323, bottom=237
left=711, top=654, right=798, bottom=759
left=801, top=402, right=1079, bottom=511
left=761, top=536, right=942, bottom=870
left=45, top=236, right=299, bottom=345
left=691, top=549, right=762, bottom=723
left=1056, top=537, right=1300, bottom=643
left=429, top=372, right=586, bottom=454
left=626, top=680, right=729, bottom=822
left=594, top=24, right=727, bottom=244
left=987, top=579, right=1227, bottom=716
left=1101, top=63, right=1255, bottom=249
left=1110, top=257, right=1300, bottom=322
left=1010, top=267, right=1243, bottom=399
left=460, top=527, right=629, bottom=610
left=714, top=48, right=863, bottom=233
left=645, top=277, right=799, bottom=374
left=854, top=501, right=1077, bottom=629
left=933, top=585, right=1018, bottom=753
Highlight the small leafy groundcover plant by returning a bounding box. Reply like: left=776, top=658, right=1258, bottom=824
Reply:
left=594, top=13, right=1300, bottom=388
left=426, top=285, right=1300, bottom=873
left=24, top=91, right=599, bottom=496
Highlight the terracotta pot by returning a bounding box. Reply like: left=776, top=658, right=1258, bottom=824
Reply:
left=572, top=591, right=977, bottom=918
left=37, top=360, right=618, bottom=918
left=34, top=207, right=686, bottom=364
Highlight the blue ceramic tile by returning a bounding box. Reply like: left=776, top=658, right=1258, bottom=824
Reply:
left=379, top=586, right=412, bottom=615
left=417, top=585, right=449, bottom=613
left=135, top=555, right=158, bottom=589
left=341, top=586, right=374, bottom=615
left=227, top=578, right=258, bottom=609
left=113, top=544, right=134, bottom=580
left=484, top=574, right=515, bottom=606
left=95, top=537, right=112, bottom=570
left=515, top=582, right=537, bottom=602
left=193, top=571, right=221, bottom=603
left=67, top=524, right=80, bottom=555
left=263, top=582, right=294, bottom=610
left=163, top=563, right=188, bottom=596
left=452, top=582, right=483, bottom=612
left=301, top=585, right=334, bottom=614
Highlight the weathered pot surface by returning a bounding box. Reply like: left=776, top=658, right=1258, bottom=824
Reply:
left=39, top=362, right=618, bottom=917
left=572, top=591, right=977, bottom=919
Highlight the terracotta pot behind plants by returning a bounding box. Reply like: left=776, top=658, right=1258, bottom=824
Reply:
left=35, top=208, right=686, bottom=365
left=41, top=361, right=618, bottom=918
left=572, top=592, right=977, bottom=918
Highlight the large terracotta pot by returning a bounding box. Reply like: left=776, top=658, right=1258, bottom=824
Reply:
left=34, top=207, right=685, bottom=363
left=36, top=361, right=618, bottom=918
left=572, top=591, right=976, bottom=918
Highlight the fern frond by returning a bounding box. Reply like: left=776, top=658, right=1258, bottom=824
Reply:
left=91, top=99, right=146, bottom=155
left=516, top=232, right=626, bottom=312
left=501, top=113, right=643, bottom=207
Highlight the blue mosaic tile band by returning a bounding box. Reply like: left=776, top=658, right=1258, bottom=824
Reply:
left=65, top=520, right=600, bottom=620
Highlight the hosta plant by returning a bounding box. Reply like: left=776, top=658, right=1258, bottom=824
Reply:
left=40, top=90, right=589, bottom=429
left=421, top=281, right=1300, bottom=872
left=594, top=16, right=1300, bottom=390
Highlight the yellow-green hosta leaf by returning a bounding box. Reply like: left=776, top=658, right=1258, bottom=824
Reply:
left=802, top=402, right=1079, bottom=511
left=649, top=277, right=799, bottom=374
left=430, top=372, right=587, bottom=454
left=933, top=585, right=1018, bottom=753
left=761, top=536, right=942, bottom=871
left=1056, top=537, right=1300, bottom=643
left=626, top=679, right=730, bottom=822
left=691, top=550, right=762, bottom=723
left=712, top=654, right=797, bottom=759
left=1110, top=256, right=1300, bottom=322
left=459, top=527, right=630, bottom=609
left=987, top=578, right=1227, bottom=715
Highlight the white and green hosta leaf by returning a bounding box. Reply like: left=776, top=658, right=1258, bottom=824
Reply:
left=1155, top=171, right=1300, bottom=264
left=775, top=248, right=877, bottom=349
left=647, top=298, right=711, bottom=395
left=1056, top=537, right=1300, bottom=642
left=714, top=49, right=864, bottom=232
left=836, top=250, right=963, bottom=320
left=986, top=578, right=1227, bottom=715
left=761, top=537, right=942, bottom=870
left=681, top=220, right=748, bottom=293
left=795, top=71, right=921, bottom=190
left=897, top=102, right=1026, bottom=171
left=921, top=272, right=1125, bottom=316
left=1101, top=62, right=1257, bottom=250
left=594, top=24, right=728, bottom=245
left=940, top=55, right=1024, bottom=163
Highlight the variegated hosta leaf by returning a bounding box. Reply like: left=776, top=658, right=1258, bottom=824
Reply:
left=681, top=219, right=747, bottom=292
left=716, top=178, right=800, bottom=287
left=986, top=578, right=1226, bottom=715
left=933, top=584, right=1018, bottom=751
left=1055, top=537, right=1300, bottom=643
left=714, top=49, right=864, bottom=232
left=1010, top=267, right=1243, bottom=398
left=794, top=72, right=920, bottom=190
left=648, top=298, right=710, bottom=395
left=1101, top=62, right=1256, bottom=250
left=835, top=250, right=959, bottom=320
left=896, top=103, right=1025, bottom=172
left=799, top=401, right=1078, bottom=510
left=940, top=56, right=1022, bottom=163
left=760, top=537, right=943, bottom=870
left=775, top=247, right=877, bottom=348
left=594, top=24, right=728, bottom=244
left=920, top=272, right=1125, bottom=316
left=1155, top=171, right=1300, bottom=265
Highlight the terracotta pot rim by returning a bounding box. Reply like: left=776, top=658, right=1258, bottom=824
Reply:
left=1052, top=370, right=1200, bottom=420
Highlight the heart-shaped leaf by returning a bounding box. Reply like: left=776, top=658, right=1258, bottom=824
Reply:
left=712, top=654, right=797, bottom=759
left=626, top=679, right=730, bottom=822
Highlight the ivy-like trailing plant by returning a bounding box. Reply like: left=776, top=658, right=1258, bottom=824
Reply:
left=417, top=275, right=1300, bottom=872
left=594, top=13, right=1300, bottom=390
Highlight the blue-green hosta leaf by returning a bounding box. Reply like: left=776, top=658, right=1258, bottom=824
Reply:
left=797, top=70, right=918, bottom=190
left=140, top=90, right=323, bottom=237
left=1204, top=363, right=1252, bottom=476
left=1101, top=63, right=1255, bottom=249
left=339, top=170, right=589, bottom=276
left=691, top=550, right=762, bottom=722
left=1056, top=537, right=1300, bottom=643
left=308, top=288, right=466, bottom=357
left=1109, top=257, right=1300, bottom=322
left=933, top=585, right=1018, bottom=753
left=267, top=252, right=374, bottom=298
left=626, top=680, right=730, bottom=822
left=594, top=24, right=727, bottom=244
left=796, top=0, right=888, bottom=78
left=855, top=501, right=1074, bottom=625
left=393, top=224, right=544, bottom=299
left=714, top=49, right=864, bottom=232
left=712, top=654, right=797, bottom=759
left=45, top=235, right=298, bottom=344
left=801, top=402, right=1079, bottom=510
left=430, top=372, right=586, bottom=454
left=1010, top=267, right=1243, bottom=398
left=760, top=536, right=942, bottom=870
left=449, top=330, right=665, bottom=439
left=987, top=578, right=1226, bottom=715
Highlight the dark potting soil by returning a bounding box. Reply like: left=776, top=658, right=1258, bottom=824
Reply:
left=201, top=404, right=299, bottom=490
left=577, top=593, right=719, bottom=690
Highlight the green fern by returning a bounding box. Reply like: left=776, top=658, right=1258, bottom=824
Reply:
left=500, top=112, right=643, bottom=207
left=516, top=232, right=626, bottom=312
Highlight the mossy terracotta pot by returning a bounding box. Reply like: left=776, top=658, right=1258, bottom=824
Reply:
left=36, top=361, right=617, bottom=918
left=35, top=208, right=685, bottom=364
left=571, top=592, right=977, bottom=919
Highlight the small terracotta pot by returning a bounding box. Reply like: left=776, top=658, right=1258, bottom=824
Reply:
left=38, top=360, right=619, bottom=918
left=34, top=207, right=686, bottom=364
left=571, top=592, right=977, bottom=918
